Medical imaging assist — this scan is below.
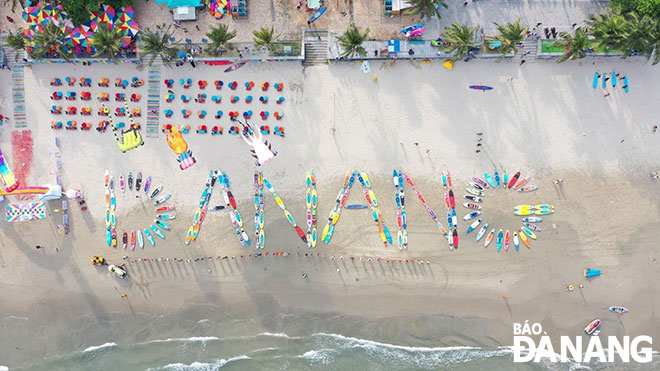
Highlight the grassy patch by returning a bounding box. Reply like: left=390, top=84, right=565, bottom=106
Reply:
left=541, top=40, right=622, bottom=54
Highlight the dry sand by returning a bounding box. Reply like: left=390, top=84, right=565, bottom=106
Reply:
left=1, top=57, right=660, bottom=366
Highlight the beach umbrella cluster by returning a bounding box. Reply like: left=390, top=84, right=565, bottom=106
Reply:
left=21, top=1, right=141, bottom=54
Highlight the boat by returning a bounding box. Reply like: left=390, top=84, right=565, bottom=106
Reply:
left=584, top=319, right=601, bottom=336
left=584, top=268, right=601, bottom=278
left=469, top=85, right=493, bottom=91
left=401, top=23, right=425, bottom=38
left=108, top=264, right=126, bottom=278
left=308, top=6, right=327, bottom=24
left=609, top=306, right=628, bottom=315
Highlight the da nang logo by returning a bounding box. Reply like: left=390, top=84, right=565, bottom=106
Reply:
left=512, top=321, right=653, bottom=363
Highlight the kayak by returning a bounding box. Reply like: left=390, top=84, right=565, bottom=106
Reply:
left=609, top=306, right=628, bottom=315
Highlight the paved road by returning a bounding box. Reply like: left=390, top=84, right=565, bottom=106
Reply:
left=422, top=0, right=610, bottom=38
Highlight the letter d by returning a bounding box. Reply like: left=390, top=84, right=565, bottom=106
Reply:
left=513, top=336, right=536, bottom=362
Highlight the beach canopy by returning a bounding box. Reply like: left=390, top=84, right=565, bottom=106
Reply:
left=442, top=60, right=453, bottom=71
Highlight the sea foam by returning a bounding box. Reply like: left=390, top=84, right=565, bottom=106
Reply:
left=155, top=355, right=250, bottom=370
left=83, top=342, right=117, bottom=353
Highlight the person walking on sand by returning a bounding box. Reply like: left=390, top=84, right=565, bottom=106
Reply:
left=503, top=294, right=508, bottom=300
left=653, top=125, right=657, bottom=133
left=520, top=60, right=526, bottom=66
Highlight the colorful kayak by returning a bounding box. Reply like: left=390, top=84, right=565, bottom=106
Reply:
left=521, top=226, right=537, bottom=239
left=466, top=188, right=484, bottom=197
left=514, top=176, right=530, bottom=189
left=523, top=217, right=543, bottom=223
left=524, top=222, right=541, bottom=231
left=584, top=319, right=601, bottom=336
left=155, top=219, right=170, bottom=230
left=463, top=195, right=482, bottom=203
left=401, top=23, right=425, bottom=38
left=156, top=205, right=175, bottom=212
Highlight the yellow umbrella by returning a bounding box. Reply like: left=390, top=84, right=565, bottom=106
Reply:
left=442, top=60, right=453, bottom=71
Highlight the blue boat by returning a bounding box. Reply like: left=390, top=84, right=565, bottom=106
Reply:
left=584, top=269, right=601, bottom=278
left=345, top=204, right=368, bottom=210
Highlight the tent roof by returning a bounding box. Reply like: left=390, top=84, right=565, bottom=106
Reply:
left=156, top=0, right=200, bottom=9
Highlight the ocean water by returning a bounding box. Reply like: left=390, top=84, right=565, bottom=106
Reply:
left=14, top=332, right=660, bottom=371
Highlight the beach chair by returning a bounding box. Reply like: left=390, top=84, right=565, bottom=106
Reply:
left=243, top=110, right=252, bottom=119
left=212, top=126, right=223, bottom=135
left=66, top=106, right=77, bottom=115
left=65, top=91, right=76, bottom=101
left=198, top=110, right=207, bottom=119
left=212, top=95, right=221, bottom=104
left=274, top=111, right=283, bottom=120
left=196, top=125, right=208, bottom=134
left=214, top=80, right=223, bottom=89
left=81, top=122, right=92, bottom=130
left=66, top=77, right=75, bottom=86
left=162, top=124, right=173, bottom=132
left=66, top=120, right=77, bottom=130
left=260, top=82, right=269, bottom=91
left=182, top=109, right=191, bottom=118
left=259, top=96, right=269, bottom=104
left=131, top=108, right=141, bottom=117
left=276, top=97, right=285, bottom=104
left=51, top=121, right=62, bottom=129
left=51, top=105, right=62, bottom=114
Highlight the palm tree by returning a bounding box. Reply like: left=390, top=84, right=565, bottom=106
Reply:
left=621, top=13, right=656, bottom=59
left=138, top=25, right=179, bottom=66
left=206, top=24, right=237, bottom=55
left=3, top=29, right=27, bottom=61
left=586, top=13, right=629, bottom=52
left=442, top=22, right=479, bottom=61
left=555, top=28, right=590, bottom=63
left=337, top=23, right=370, bottom=58
left=90, top=25, right=123, bottom=61
left=489, top=19, right=528, bottom=60
left=253, top=26, right=280, bottom=52
left=650, top=18, right=660, bottom=65
left=32, top=22, right=69, bottom=61
left=404, top=0, right=448, bottom=20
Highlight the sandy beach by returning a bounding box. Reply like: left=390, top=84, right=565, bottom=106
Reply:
left=1, top=56, right=660, bottom=368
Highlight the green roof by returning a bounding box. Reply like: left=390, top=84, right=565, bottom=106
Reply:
left=155, top=0, right=200, bottom=8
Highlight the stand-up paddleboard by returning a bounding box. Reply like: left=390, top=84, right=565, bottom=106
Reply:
left=623, top=76, right=629, bottom=93
left=519, top=229, right=530, bottom=248
left=144, top=228, right=155, bottom=245
left=224, top=61, right=248, bottom=73
left=468, top=182, right=484, bottom=191
left=128, top=172, right=133, bottom=190
left=504, top=230, right=510, bottom=251
left=466, top=188, right=484, bottom=197
left=584, top=319, right=601, bottom=336
left=515, top=209, right=533, bottom=216
left=524, top=222, right=541, bottom=231
left=130, top=231, right=135, bottom=251
left=484, top=172, right=496, bottom=188
left=508, top=171, right=520, bottom=189
left=137, top=229, right=144, bottom=248
left=522, top=216, right=542, bottom=223
left=144, top=176, right=151, bottom=194
left=448, top=190, right=455, bottom=208
left=156, top=205, right=175, bottom=212
left=463, top=202, right=481, bottom=210
left=484, top=228, right=495, bottom=247
left=521, top=226, right=537, bottom=239
left=602, top=72, right=607, bottom=88
left=473, top=177, right=488, bottom=189
left=308, top=6, right=327, bottom=24
left=503, top=170, right=509, bottom=189
left=466, top=218, right=481, bottom=233
left=593, top=72, right=599, bottom=89
left=151, top=224, right=166, bottom=239
left=611, top=72, right=617, bottom=87
left=609, top=306, right=628, bottom=315
left=452, top=229, right=459, bottom=249
left=518, top=185, right=537, bottom=192
left=155, top=219, right=171, bottom=230
left=513, top=232, right=519, bottom=251
left=514, top=176, right=530, bottom=189
left=119, top=173, right=124, bottom=192
left=464, top=195, right=482, bottom=203
left=463, top=211, right=480, bottom=221
left=149, top=185, right=162, bottom=200
left=476, top=223, right=488, bottom=241
left=154, top=194, right=171, bottom=206
left=496, top=229, right=503, bottom=252
left=136, top=172, right=142, bottom=191
left=494, top=170, right=500, bottom=188
left=469, top=85, right=493, bottom=91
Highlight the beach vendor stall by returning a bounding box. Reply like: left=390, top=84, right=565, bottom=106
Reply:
left=156, top=0, right=201, bottom=21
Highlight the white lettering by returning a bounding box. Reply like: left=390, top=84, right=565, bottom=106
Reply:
left=513, top=323, right=522, bottom=335
left=607, top=336, right=629, bottom=363
left=531, top=323, right=543, bottom=335
left=522, top=320, right=532, bottom=335
left=631, top=336, right=653, bottom=363
left=533, top=336, right=557, bottom=363
left=559, top=335, right=581, bottom=362
left=584, top=336, right=607, bottom=363
left=513, top=336, right=535, bottom=362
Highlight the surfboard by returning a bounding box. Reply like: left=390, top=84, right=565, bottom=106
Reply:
left=156, top=205, right=175, bottom=212
left=144, top=228, right=155, bottom=246
left=128, top=172, right=133, bottom=190
left=519, top=229, right=530, bottom=248
left=513, top=232, right=519, bottom=251
left=602, top=72, right=607, bottom=88
left=155, top=219, right=170, bottom=230
left=484, top=173, right=496, bottom=188
left=144, top=176, right=151, bottom=194
left=524, top=222, right=541, bottom=231
left=611, top=72, right=617, bottom=87
left=504, top=230, right=510, bottom=251
left=463, top=211, right=480, bottom=221
left=137, top=229, right=144, bottom=248
left=535, top=209, right=554, bottom=215
left=508, top=171, right=520, bottom=189
left=119, top=173, right=124, bottom=192
left=623, top=76, right=629, bottom=93
left=494, top=170, right=500, bottom=188
left=593, top=72, right=599, bottom=89
left=136, top=172, right=142, bottom=191
left=154, top=194, right=171, bottom=206
left=469, top=85, right=493, bottom=91
left=448, top=190, right=455, bottom=208
left=473, top=177, right=488, bottom=188
left=514, top=209, right=533, bottom=216
left=466, top=188, right=484, bottom=197
left=466, top=218, right=481, bottom=233
left=463, top=202, right=481, bottom=210
left=151, top=224, right=165, bottom=239
left=463, top=195, right=482, bottom=202
left=518, top=185, right=537, bottom=192
left=308, top=6, right=327, bottom=24
left=452, top=229, right=458, bottom=249
left=468, top=182, right=483, bottom=191
left=522, top=217, right=542, bottom=223
left=476, top=223, right=488, bottom=241
left=521, top=226, right=537, bottom=239
left=484, top=228, right=495, bottom=247
left=149, top=185, right=162, bottom=199
left=130, top=231, right=135, bottom=251
left=496, top=229, right=503, bottom=252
